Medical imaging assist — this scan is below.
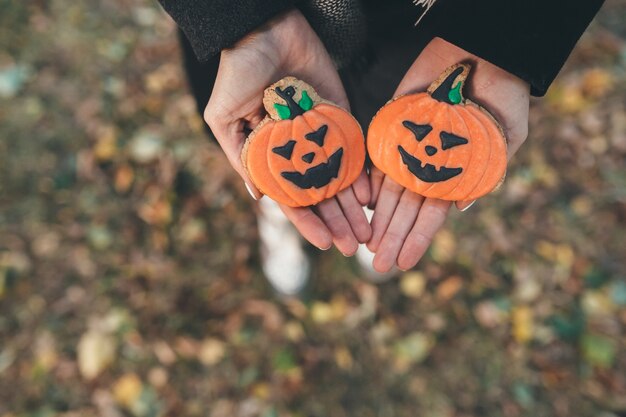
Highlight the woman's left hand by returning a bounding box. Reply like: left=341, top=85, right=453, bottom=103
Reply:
left=367, top=37, right=530, bottom=273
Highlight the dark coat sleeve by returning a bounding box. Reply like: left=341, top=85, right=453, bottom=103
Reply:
left=157, top=0, right=295, bottom=62
left=419, top=0, right=605, bottom=96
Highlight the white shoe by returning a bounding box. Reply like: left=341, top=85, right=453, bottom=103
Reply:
left=257, top=198, right=310, bottom=296
left=355, top=208, right=398, bottom=283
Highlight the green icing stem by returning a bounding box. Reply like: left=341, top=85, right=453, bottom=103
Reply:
left=274, top=103, right=291, bottom=120
left=299, top=90, right=313, bottom=111
left=448, top=82, right=462, bottom=104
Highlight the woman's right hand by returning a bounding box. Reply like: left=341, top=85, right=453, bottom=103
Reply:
left=204, top=9, right=371, bottom=255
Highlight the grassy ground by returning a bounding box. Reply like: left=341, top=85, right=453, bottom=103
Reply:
left=1, top=1, right=625, bottom=416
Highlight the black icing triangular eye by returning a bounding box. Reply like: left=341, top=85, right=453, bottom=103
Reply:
left=305, top=125, right=328, bottom=147
left=272, top=139, right=296, bottom=160
left=402, top=121, right=432, bottom=142
left=440, top=131, right=469, bottom=150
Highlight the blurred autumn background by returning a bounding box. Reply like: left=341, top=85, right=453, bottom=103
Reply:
left=1, top=0, right=625, bottom=416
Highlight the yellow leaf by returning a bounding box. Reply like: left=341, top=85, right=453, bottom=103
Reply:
left=582, top=290, right=614, bottom=317
left=77, top=330, right=116, bottom=380
left=547, top=82, right=589, bottom=113
left=554, top=244, right=574, bottom=270
left=581, top=68, right=613, bottom=98
left=177, top=218, right=206, bottom=245
left=400, top=272, right=426, bottom=298
left=571, top=196, right=593, bottom=216
left=330, top=295, right=348, bottom=321
left=535, top=240, right=556, bottom=261
left=198, top=338, right=226, bottom=366
left=251, top=383, right=270, bottom=400
left=311, top=302, right=333, bottom=324
left=94, top=126, right=118, bottom=162
left=284, top=321, right=305, bottom=342
left=113, top=373, right=143, bottom=408
left=512, top=306, right=533, bottom=344
left=145, top=64, right=179, bottom=94
left=334, top=347, right=353, bottom=370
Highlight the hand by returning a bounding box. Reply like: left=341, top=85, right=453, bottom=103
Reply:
left=367, top=37, right=530, bottom=273
left=204, top=10, right=371, bottom=255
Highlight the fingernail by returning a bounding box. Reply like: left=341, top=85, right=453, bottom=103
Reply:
left=317, top=244, right=332, bottom=251
left=459, top=200, right=477, bottom=212
left=244, top=182, right=258, bottom=200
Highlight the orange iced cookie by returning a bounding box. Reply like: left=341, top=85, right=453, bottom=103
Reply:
left=242, top=77, right=366, bottom=207
left=367, top=64, right=507, bottom=201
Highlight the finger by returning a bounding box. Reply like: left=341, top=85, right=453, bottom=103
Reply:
left=506, top=128, right=528, bottom=161
left=315, top=198, right=359, bottom=256
left=367, top=175, right=404, bottom=253
left=279, top=204, right=333, bottom=250
left=397, top=198, right=451, bottom=271
left=372, top=190, right=424, bottom=273
left=351, top=170, right=371, bottom=207
left=205, top=110, right=264, bottom=199
left=368, top=167, right=385, bottom=210
left=301, top=67, right=350, bottom=110
left=336, top=187, right=371, bottom=243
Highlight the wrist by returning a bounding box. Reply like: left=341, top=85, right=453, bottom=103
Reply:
left=401, top=38, right=529, bottom=98
left=431, top=38, right=529, bottom=95
left=223, top=9, right=308, bottom=66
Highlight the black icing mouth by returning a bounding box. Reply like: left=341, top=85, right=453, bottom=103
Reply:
left=398, top=145, right=462, bottom=183
left=281, top=148, right=343, bottom=189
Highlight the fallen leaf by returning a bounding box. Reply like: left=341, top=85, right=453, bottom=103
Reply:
left=0, top=64, right=30, bottom=98
left=138, top=197, right=172, bottom=226
left=198, top=338, right=226, bottom=366
left=334, top=347, right=353, bottom=370
left=581, top=333, right=617, bottom=368
left=129, top=131, right=163, bottom=164
left=113, top=373, right=143, bottom=408
left=400, top=271, right=426, bottom=298
left=474, top=301, right=509, bottom=328
left=283, top=321, right=305, bottom=342
left=310, top=301, right=333, bottom=324
left=436, top=276, right=463, bottom=301
left=393, top=332, right=435, bottom=371
left=114, top=164, right=134, bottom=193
left=94, top=126, right=118, bottom=162
left=582, top=290, right=615, bottom=316
left=512, top=306, right=534, bottom=344
left=581, top=68, right=614, bottom=98
left=77, top=330, right=116, bottom=380
left=430, top=230, right=456, bottom=263
left=147, top=367, right=168, bottom=388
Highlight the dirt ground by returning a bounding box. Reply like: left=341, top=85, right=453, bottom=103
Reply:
left=1, top=1, right=625, bottom=416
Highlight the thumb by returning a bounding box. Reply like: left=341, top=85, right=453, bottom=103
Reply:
left=207, top=117, right=264, bottom=200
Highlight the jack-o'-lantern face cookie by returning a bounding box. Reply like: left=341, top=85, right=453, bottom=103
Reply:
left=242, top=77, right=365, bottom=207
left=367, top=64, right=508, bottom=201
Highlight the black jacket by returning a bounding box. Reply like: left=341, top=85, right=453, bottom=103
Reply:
left=158, top=0, right=604, bottom=97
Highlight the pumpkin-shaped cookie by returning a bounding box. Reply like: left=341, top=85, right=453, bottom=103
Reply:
left=242, top=77, right=365, bottom=207
left=367, top=64, right=507, bottom=201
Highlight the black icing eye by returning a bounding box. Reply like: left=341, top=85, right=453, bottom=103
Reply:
left=402, top=121, right=432, bottom=142
left=272, top=139, right=296, bottom=160
left=440, top=131, right=469, bottom=150
left=305, top=125, right=328, bottom=147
